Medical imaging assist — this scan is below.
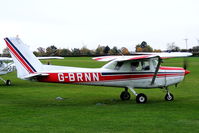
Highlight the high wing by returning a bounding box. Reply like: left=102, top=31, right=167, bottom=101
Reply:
left=132, top=52, right=192, bottom=59
left=93, top=52, right=192, bottom=62
left=93, top=55, right=159, bottom=62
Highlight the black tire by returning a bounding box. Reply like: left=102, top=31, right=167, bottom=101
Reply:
left=6, top=80, right=11, bottom=86
left=136, top=93, right=147, bottom=103
left=165, top=93, right=174, bottom=101
left=120, top=91, right=131, bottom=101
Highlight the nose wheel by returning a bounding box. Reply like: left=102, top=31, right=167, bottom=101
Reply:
left=164, top=87, right=174, bottom=101
left=165, top=93, right=174, bottom=101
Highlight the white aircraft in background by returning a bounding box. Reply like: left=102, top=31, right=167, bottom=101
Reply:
left=4, top=37, right=192, bottom=103
left=0, top=55, right=63, bottom=85
left=0, top=57, right=14, bottom=85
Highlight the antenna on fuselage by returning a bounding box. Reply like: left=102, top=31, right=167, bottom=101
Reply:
left=197, top=39, right=199, bottom=46
left=184, top=38, right=188, bottom=50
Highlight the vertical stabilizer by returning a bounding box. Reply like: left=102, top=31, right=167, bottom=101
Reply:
left=4, top=37, right=43, bottom=78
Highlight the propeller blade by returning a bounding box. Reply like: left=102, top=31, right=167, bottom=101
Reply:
left=183, top=58, right=189, bottom=70
left=183, top=57, right=190, bottom=81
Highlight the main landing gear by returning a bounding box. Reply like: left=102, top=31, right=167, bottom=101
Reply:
left=120, top=88, right=131, bottom=100
left=120, top=86, right=174, bottom=103
left=0, top=77, right=11, bottom=86
left=120, top=87, right=147, bottom=103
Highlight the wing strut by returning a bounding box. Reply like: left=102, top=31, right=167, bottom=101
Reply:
left=151, top=57, right=162, bottom=85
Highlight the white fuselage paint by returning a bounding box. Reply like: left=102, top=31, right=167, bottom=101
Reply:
left=43, top=65, right=185, bottom=89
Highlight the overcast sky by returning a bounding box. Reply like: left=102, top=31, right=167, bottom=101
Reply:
left=0, top=0, right=199, bottom=52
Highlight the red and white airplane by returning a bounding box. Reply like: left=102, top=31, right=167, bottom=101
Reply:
left=4, top=37, right=192, bottom=103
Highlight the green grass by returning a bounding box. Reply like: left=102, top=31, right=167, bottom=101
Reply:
left=0, top=57, right=199, bottom=133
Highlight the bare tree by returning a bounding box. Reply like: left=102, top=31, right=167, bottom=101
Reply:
left=167, top=42, right=180, bottom=52
left=2, top=47, right=10, bottom=57
left=37, top=47, right=46, bottom=56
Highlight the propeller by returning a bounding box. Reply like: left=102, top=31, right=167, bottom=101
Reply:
left=183, top=58, right=190, bottom=76
left=183, top=58, right=188, bottom=70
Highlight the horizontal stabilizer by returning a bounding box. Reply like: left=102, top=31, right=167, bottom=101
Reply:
left=23, top=73, right=49, bottom=79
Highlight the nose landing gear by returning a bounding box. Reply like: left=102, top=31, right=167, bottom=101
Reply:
left=164, top=87, right=174, bottom=101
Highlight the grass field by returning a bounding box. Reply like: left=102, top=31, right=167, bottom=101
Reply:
left=0, top=57, right=199, bottom=133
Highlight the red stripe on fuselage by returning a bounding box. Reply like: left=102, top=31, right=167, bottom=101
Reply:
left=160, top=66, right=184, bottom=70
left=5, top=40, right=34, bottom=73
left=37, top=72, right=184, bottom=83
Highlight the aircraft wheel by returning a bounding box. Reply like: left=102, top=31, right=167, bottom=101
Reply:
left=120, top=91, right=131, bottom=101
left=165, top=93, right=174, bottom=101
left=136, top=93, right=147, bottom=103
left=6, top=80, right=11, bottom=86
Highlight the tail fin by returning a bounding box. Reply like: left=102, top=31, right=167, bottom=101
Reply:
left=4, top=37, right=43, bottom=79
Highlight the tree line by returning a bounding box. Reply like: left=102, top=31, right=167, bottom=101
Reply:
left=31, top=45, right=132, bottom=57
left=1, top=41, right=199, bottom=57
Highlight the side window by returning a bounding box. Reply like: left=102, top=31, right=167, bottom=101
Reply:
left=0, top=61, right=2, bottom=67
left=131, top=60, right=150, bottom=71
left=131, top=62, right=140, bottom=71
left=114, top=62, right=124, bottom=70
left=152, top=59, right=158, bottom=68
left=142, top=60, right=150, bottom=70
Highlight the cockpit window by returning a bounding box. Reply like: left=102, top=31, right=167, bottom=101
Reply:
left=131, top=62, right=140, bottom=71
left=142, top=60, right=150, bottom=70
left=0, top=61, right=2, bottom=67
left=131, top=60, right=150, bottom=71
left=114, top=62, right=124, bottom=70
left=103, top=59, right=151, bottom=72
left=152, top=58, right=158, bottom=68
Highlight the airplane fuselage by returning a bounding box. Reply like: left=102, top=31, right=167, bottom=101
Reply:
left=36, top=66, right=187, bottom=89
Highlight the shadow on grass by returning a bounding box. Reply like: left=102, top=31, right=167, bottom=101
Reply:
left=0, top=92, right=170, bottom=108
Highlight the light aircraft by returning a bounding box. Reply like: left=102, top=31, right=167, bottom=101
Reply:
left=0, top=55, right=63, bottom=85
left=0, top=57, right=14, bottom=85
left=4, top=37, right=192, bottom=103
